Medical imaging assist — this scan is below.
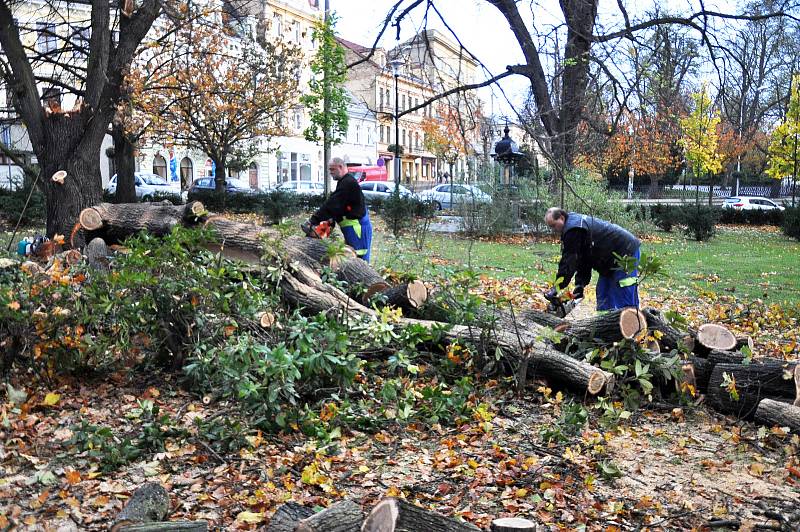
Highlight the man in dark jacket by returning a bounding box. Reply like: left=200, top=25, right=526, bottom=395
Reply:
left=307, top=157, right=373, bottom=262
left=544, top=207, right=640, bottom=310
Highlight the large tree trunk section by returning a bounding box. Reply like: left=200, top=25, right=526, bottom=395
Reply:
left=754, top=399, right=800, bottom=433
left=696, top=323, right=737, bottom=352
left=265, top=502, right=315, bottom=532
left=79, top=202, right=206, bottom=243
left=491, top=517, right=538, bottom=532
left=115, top=522, right=208, bottom=531
left=377, top=280, right=428, bottom=313
left=111, top=483, right=169, bottom=531
left=295, top=499, right=363, bottom=532
left=329, top=255, right=389, bottom=298
left=112, top=121, right=138, bottom=204
left=523, top=343, right=615, bottom=396
left=559, top=308, right=647, bottom=346
left=361, top=497, right=480, bottom=532
left=517, top=308, right=566, bottom=330
left=642, top=308, right=695, bottom=353
left=706, top=362, right=799, bottom=419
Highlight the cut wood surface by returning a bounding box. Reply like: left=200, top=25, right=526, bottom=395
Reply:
left=755, top=399, right=800, bottom=433
left=560, top=308, right=647, bottom=345
left=697, top=323, right=737, bottom=351
left=491, top=517, right=538, bottom=532
left=379, top=280, right=428, bottom=312
left=295, top=499, right=363, bottom=532
left=115, top=521, right=208, bottom=531
left=111, top=483, right=170, bottom=531
left=361, top=497, right=481, bottom=532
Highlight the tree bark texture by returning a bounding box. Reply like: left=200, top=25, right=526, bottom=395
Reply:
left=265, top=502, right=316, bottom=532
left=115, top=522, right=208, bottom=532
left=642, top=308, right=695, bottom=353
left=295, top=499, right=363, bottom=532
left=707, top=362, right=799, bottom=419
left=111, top=482, right=170, bottom=531
left=754, top=399, right=800, bottom=433
left=112, top=121, right=138, bottom=204
left=80, top=202, right=206, bottom=242
left=361, top=497, right=481, bottom=532
left=559, top=308, right=647, bottom=346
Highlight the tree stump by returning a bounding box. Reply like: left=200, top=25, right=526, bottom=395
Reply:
left=378, top=280, right=428, bottom=312
left=361, top=497, right=480, bottom=532
left=491, top=517, right=538, bottom=532
left=755, top=399, right=800, bottom=433
left=696, top=323, right=737, bottom=352
left=265, top=502, right=315, bottom=532
left=111, top=483, right=170, bottom=531
left=295, top=499, right=363, bottom=532
left=85, top=237, right=110, bottom=270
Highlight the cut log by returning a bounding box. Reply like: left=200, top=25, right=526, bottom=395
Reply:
left=378, top=280, right=428, bottom=312
left=491, top=517, right=538, bottom=532
left=329, top=254, right=387, bottom=291
left=697, top=323, right=737, bottom=352
left=735, top=336, right=755, bottom=353
left=755, top=399, right=800, bottom=433
left=523, top=343, right=615, bottom=396
left=361, top=497, right=480, bottom=532
left=79, top=202, right=206, bottom=243
left=265, top=502, right=316, bottom=532
left=259, top=312, right=276, bottom=328
left=85, top=237, right=110, bottom=270
left=517, top=308, right=565, bottom=330
left=689, top=356, right=713, bottom=394
left=295, top=499, right=363, bottom=532
left=111, top=483, right=170, bottom=532
left=558, top=308, right=647, bottom=346
left=706, top=362, right=799, bottom=419
left=115, top=522, right=207, bottom=531
left=642, top=308, right=695, bottom=353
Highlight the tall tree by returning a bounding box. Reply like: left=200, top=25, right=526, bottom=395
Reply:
left=301, top=14, right=349, bottom=196
left=680, top=86, right=723, bottom=205
left=0, top=0, right=161, bottom=242
left=766, top=73, right=800, bottom=206
left=141, top=14, right=301, bottom=192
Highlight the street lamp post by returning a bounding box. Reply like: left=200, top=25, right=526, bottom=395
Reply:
left=389, top=56, right=404, bottom=194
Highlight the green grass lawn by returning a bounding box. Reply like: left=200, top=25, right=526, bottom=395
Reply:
left=373, top=224, right=800, bottom=305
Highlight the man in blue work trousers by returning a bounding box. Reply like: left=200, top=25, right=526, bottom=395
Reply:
left=544, top=207, right=640, bottom=310
left=307, top=157, right=373, bottom=262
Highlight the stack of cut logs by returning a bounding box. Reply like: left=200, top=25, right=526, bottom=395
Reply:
left=75, top=202, right=800, bottom=433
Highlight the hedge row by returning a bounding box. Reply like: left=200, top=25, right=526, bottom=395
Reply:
left=646, top=203, right=800, bottom=241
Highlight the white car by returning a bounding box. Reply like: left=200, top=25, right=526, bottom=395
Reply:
left=107, top=172, right=184, bottom=201
left=415, top=183, right=492, bottom=210
left=275, top=180, right=325, bottom=196
left=722, top=196, right=785, bottom=211
left=359, top=181, right=413, bottom=202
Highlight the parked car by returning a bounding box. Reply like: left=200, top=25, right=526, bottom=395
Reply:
left=106, top=172, right=183, bottom=201
left=722, top=196, right=785, bottom=211
left=275, top=180, right=325, bottom=196
left=188, top=177, right=257, bottom=195
left=359, top=181, right=413, bottom=202
left=415, top=184, right=492, bottom=210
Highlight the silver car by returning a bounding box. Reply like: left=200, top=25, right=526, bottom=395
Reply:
left=359, top=181, right=413, bottom=202
left=722, top=196, right=785, bottom=211
left=106, top=172, right=184, bottom=201
left=415, top=183, right=492, bottom=210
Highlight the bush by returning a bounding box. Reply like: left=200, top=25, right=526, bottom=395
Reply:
left=718, top=206, right=784, bottom=226
left=263, top=190, right=300, bottom=225
left=0, top=186, right=46, bottom=225
left=681, top=205, right=719, bottom=241
left=650, top=204, right=679, bottom=232
left=376, top=195, right=435, bottom=240
left=783, top=206, right=800, bottom=240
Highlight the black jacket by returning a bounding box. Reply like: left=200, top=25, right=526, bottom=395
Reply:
left=309, top=173, right=367, bottom=225
left=555, top=212, right=640, bottom=289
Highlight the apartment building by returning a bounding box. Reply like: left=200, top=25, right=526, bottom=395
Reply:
left=339, top=37, right=438, bottom=184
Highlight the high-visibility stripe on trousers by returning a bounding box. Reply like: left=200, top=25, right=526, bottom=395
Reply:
left=339, top=213, right=373, bottom=263
left=596, top=247, right=640, bottom=310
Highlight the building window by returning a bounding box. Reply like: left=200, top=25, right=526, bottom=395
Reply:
left=287, top=152, right=311, bottom=181
left=294, top=21, right=301, bottom=43
left=379, top=125, right=384, bottom=143
left=379, top=89, right=384, bottom=109
left=355, top=125, right=360, bottom=144
left=72, top=27, right=90, bottom=58
left=386, top=88, right=391, bottom=108
left=415, top=132, right=419, bottom=149
left=37, top=23, right=57, bottom=53
left=401, top=94, right=405, bottom=111
left=401, top=129, right=406, bottom=146
left=366, top=127, right=372, bottom=145
left=293, top=109, right=302, bottom=131
left=273, top=14, right=282, bottom=37
left=415, top=98, right=419, bottom=113
left=153, top=154, right=167, bottom=178
left=180, top=157, right=193, bottom=188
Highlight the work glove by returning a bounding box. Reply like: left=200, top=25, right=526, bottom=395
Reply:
left=572, top=285, right=584, bottom=300
left=544, top=287, right=558, bottom=301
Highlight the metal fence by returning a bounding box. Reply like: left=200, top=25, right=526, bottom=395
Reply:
left=609, top=182, right=796, bottom=199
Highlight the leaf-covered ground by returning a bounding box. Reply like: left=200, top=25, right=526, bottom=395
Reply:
left=2, top=219, right=799, bottom=530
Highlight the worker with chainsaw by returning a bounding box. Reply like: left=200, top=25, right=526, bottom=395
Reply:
left=544, top=207, right=640, bottom=311
left=303, top=157, right=373, bottom=262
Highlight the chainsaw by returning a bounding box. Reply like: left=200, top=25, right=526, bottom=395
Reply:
left=543, top=290, right=583, bottom=318
left=301, top=218, right=335, bottom=239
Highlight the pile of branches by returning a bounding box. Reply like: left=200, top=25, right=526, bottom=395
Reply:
left=70, top=202, right=800, bottom=432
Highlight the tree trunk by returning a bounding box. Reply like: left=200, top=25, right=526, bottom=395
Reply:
left=362, top=497, right=481, bottom=532
left=642, top=308, right=695, bottom=353
left=558, top=308, right=647, bottom=346
left=265, top=502, right=316, bottom=532
left=213, top=157, right=226, bottom=193
left=79, top=202, right=206, bottom=243
left=374, top=281, right=427, bottom=312
left=295, top=500, right=363, bottom=532
left=115, top=522, right=208, bottom=531
left=112, top=121, right=137, bottom=204
left=706, top=362, right=799, bottom=419
left=39, top=112, right=105, bottom=247
left=754, top=399, right=800, bottom=433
